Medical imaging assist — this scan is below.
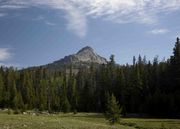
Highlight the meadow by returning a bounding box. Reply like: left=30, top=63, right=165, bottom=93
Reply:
left=0, top=110, right=180, bottom=129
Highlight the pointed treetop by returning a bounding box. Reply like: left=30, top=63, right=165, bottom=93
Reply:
left=177, top=37, right=179, bottom=43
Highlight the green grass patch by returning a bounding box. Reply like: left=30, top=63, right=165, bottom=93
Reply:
left=0, top=110, right=180, bottom=129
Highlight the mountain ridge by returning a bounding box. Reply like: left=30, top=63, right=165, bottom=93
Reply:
left=43, top=46, right=107, bottom=70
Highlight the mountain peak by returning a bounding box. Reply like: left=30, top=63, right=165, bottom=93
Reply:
left=77, top=46, right=94, bottom=54
left=75, top=46, right=107, bottom=64
left=46, top=46, right=107, bottom=70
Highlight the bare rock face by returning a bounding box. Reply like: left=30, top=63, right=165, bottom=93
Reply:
left=74, top=46, right=107, bottom=64
left=46, top=46, right=107, bottom=70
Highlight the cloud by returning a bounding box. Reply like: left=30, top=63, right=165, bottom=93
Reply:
left=148, top=29, right=169, bottom=35
left=45, top=21, right=56, bottom=26
left=0, top=48, right=18, bottom=68
left=0, top=13, right=7, bottom=17
left=0, top=0, right=180, bottom=37
left=0, top=4, right=27, bottom=9
left=64, top=4, right=87, bottom=38
left=0, top=0, right=87, bottom=38
left=4, top=0, right=86, bottom=38
left=0, top=48, right=11, bottom=62
left=72, top=0, right=180, bottom=24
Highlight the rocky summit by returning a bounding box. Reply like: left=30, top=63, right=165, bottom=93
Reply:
left=45, top=46, right=107, bottom=70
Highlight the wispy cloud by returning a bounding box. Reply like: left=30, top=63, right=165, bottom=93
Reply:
left=148, top=29, right=169, bottom=35
left=0, top=48, right=18, bottom=67
left=0, top=0, right=87, bottom=38
left=32, top=16, right=56, bottom=26
left=45, top=21, right=56, bottom=26
left=0, top=0, right=180, bottom=37
left=0, top=13, right=7, bottom=17
left=0, top=4, right=27, bottom=9
left=73, top=0, right=180, bottom=24
left=0, top=48, right=11, bottom=62
left=64, top=4, right=87, bottom=38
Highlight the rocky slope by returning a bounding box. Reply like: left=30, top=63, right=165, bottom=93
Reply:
left=45, top=46, right=107, bottom=70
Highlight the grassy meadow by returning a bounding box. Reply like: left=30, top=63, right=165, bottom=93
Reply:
left=0, top=110, right=180, bottom=129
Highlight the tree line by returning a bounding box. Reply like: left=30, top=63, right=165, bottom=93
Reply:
left=0, top=38, right=180, bottom=117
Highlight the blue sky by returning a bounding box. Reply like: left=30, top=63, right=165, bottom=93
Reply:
left=0, top=0, right=180, bottom=68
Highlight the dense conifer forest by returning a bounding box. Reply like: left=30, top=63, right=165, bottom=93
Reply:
left=0, top=38, right=180, bottom=118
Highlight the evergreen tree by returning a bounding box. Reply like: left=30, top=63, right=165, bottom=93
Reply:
left=39, top=79, right=48, bottom=111
left=11, top=80, right=18, bottom=108
left=170, top=37, right=180, bottom=115
left=62, top=96, right=71, bottom=113
left=71, top=78, right=78, bottom=113
left=105, top=93, right=122, bottom=124
left=13, top=91, right=24, bottom=110
left=60, top=76, right=71, bottom=113
left=0, top=73, right=4, bottom=107
left=170, top=37, right=180, bottom=88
